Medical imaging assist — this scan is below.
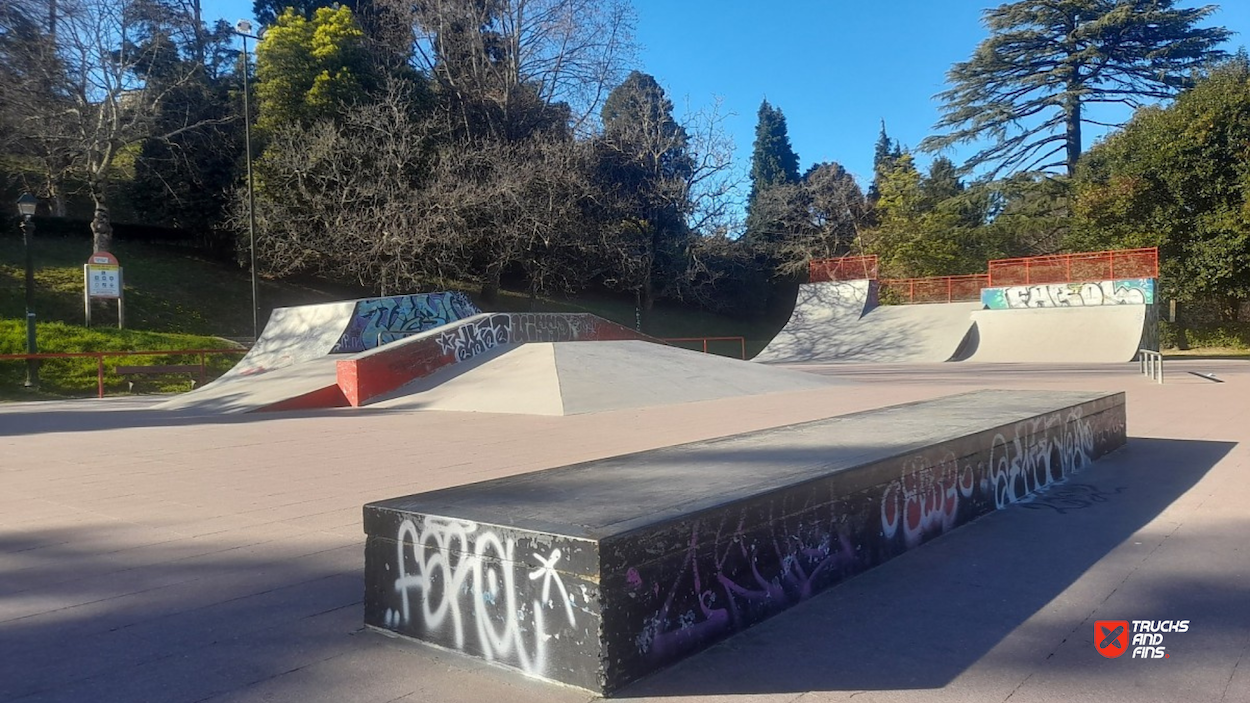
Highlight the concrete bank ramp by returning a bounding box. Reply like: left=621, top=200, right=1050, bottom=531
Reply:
left=372, top=340, right=844, bottom=415
left=959, top=305, right=1148, bottom=363
left=158, top=292, right=479, bottom=413
left=155, top=357, right=343, bottom=414
left=754, top=280, right=978, bottom=363
left=221, top=292, right=479, bottom=379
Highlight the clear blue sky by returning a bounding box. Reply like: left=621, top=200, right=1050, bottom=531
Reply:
left=211, top=0, right=1250, bottom=188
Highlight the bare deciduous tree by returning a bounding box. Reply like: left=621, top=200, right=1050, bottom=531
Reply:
left=249, top=78, right=603, bottom=301
left=395, top=0, right=636, bottom=138
left=7, top=0, right=230, bottom=250
left=595, top=80, right=741, bottom=325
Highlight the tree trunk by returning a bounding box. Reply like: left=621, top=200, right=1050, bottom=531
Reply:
left=1064, top=85, right=1082, bottom=177
left=45, top=175, right=66, bottom=218
left=90, top=180, right=113, bottom=252
left=479, top=267, right=501, bottom=305
left=639, top=270, right=655, bottom=332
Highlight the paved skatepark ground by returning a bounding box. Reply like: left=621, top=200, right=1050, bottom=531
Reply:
left=2, top=359, right=1249, bottom=702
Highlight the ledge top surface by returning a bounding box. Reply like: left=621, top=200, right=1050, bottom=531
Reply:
left=367, top=389, right=1122, bottom=540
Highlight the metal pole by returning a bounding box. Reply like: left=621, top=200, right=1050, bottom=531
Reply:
left=241, top=32, right=259, bottom=341
left=22, top=216, right=39, bottom=388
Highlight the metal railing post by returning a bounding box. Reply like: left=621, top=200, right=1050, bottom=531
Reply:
left=1138, top=349, right=1163, bottom=384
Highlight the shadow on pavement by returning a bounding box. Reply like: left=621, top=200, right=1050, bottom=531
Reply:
left=617, top=436, right=1236, bottom=698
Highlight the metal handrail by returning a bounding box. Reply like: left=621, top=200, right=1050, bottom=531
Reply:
left=1138, top=349, right=1163, bottom=384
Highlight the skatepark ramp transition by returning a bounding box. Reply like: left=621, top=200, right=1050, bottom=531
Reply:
left=753, top=280, right=981, bottom=364
left=160, top=299, right=841, bottom=415
left=160, top=307, right=648, bottom=413
left=756, top=277, right=1158, bottom=365
left=957, top=279, right=1158, bottom=363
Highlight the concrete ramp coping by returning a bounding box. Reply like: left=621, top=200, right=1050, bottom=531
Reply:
left=363, top=389, right=1127, bottom=694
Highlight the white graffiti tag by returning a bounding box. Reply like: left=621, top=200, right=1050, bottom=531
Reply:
left=387, top=517, right=577, bottom=675
left=880, top=451, right=975, bottom=547
left=999, top=279, right=1154, bottom=309
left=984, top=409, right=1096, bottom=508
left=435, top=315, right=512, bottom=361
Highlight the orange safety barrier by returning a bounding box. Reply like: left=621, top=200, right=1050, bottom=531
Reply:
left=0, top=348, right=248, bottom=398
left=809, top=255, right=879, bottom=283
left=878, top=274, right=989, bottom=304
left=661, top=336, right=747, bottom=360
left=988, top=247, right=1158, bottom=287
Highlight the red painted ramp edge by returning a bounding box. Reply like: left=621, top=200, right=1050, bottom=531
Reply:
left=338, top=313, right=652, bottom=407
left=257, top=383, right=351, bottom=413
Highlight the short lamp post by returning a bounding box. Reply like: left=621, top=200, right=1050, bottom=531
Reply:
left=16, top=193, right=39, bottom=388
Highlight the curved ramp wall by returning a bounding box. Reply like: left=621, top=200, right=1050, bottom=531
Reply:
left=962, top=305, right=1149, bottom=363
left=752, top=280, right=874, bottom=363
left=754, top=280, right=977, bottom=364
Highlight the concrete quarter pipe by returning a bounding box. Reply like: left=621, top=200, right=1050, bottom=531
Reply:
left=757, top=277, right=1157, bottom=365
left=962, top=278, right=1158, bottom=363
left=754, top=280, right=979, bottom=364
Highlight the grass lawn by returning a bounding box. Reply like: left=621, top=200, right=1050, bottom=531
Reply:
left=0, top=320, right=243, bottom=400
left=1161, top=348, right=1250, bottom=360
left=0, top=233, right=371, bottom=338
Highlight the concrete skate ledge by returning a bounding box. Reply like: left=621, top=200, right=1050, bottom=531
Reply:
left=362, top=389, right=1126, bottom=694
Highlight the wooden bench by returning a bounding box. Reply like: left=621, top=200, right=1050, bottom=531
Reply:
left=115, top=364, right=202, bottom=392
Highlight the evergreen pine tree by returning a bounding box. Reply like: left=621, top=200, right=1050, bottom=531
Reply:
left=922, top=0, right=1229, bottom=177
left=745, top=99, right=801, bottom=240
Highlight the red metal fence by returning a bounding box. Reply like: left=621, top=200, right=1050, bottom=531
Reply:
left=662, top=336, right=747, bottom=360
left=878, top=275, right=989, bottom=304
left=809, top=255, right=879, bottom=283
left=0, top=348, right=247, bottom=398
left=987, top=247, right=1158, bottom=287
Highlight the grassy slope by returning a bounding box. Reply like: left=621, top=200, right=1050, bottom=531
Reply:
left=0, top=233, right=780, bottom=398
left=0, top=233, right=372, bottom=337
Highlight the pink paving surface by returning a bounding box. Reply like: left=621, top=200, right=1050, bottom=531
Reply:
left=1, top=359, right=1249, bottom=702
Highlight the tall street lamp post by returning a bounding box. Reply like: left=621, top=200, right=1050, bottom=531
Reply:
left=16, top=193, right=39, bottom=388
left=236, top=20, right=260, bottom=341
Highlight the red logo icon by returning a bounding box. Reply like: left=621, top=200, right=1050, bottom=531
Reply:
left=1095, top=620, right=1130, bottom=658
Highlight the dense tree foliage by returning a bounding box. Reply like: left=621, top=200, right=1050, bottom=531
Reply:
left=4, top=0, right=1244, bottom=332
left=923, top=0, right=1229, bottom=177
left=747, top=101, right=800, bottom=204
left=2, top=0, right=238, bottom=251
left=255, top=6, right=375, bottom=132
left=1071, top=56, right=1250, bottom=308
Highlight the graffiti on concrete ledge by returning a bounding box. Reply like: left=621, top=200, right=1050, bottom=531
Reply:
left=333, top=292, right=480, bottom=353
left=623, top=404, right=1123, bottom=668
left=981, top=278, right=1155, bottom=310
left=433, top=313, right=631, bottom=363
left=385, top=517, right=580, bottom=677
